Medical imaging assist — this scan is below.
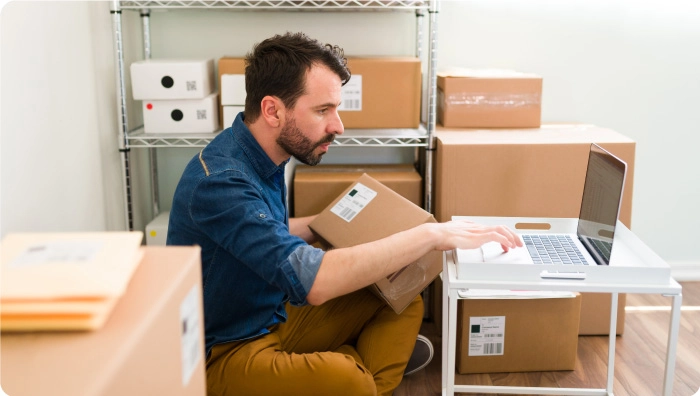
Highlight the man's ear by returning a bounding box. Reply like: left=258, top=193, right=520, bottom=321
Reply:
left=260, top=95, right=284, bottom=128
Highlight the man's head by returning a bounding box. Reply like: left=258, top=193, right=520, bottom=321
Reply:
left=243, top=32, right=351, bottom=123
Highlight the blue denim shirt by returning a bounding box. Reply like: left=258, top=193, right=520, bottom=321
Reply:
left=167, top=113, right=325, bottom=356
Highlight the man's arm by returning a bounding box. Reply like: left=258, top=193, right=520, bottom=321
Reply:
left=289, top=215, right=317, bottom=244
left=305, top=220, right=522, bottom=306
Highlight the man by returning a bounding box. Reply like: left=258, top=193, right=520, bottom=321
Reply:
left=167, top=32, right=522, bottom=396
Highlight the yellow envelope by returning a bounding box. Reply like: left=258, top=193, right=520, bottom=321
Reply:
left=1, top=232, right=144, bottom=300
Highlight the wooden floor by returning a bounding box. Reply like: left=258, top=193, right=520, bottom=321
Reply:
left=395, top=281, right=700, bottom=396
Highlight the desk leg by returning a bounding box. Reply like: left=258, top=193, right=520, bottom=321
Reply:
left=442, top=272, right=448, bottom=391
left=446, top=289, right=459, bottom=396
left=606, top=293, right=619, bottom=393
left=663, top=292, right=682, bottom=396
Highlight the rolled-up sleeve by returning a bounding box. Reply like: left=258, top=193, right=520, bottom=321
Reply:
left=285, top=244, right=325, bottom=305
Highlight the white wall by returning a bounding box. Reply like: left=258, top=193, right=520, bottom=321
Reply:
left=1, top=1, right=698, bottom=278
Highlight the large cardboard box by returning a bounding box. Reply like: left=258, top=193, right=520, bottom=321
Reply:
left=0, top=246, right=206, bottom=396
left=339, top=57, right=422, bottom=129
left=434, top=124, right=634, bottom=334
left=309, top=173, right=441, bottom=314
left=437, top=68, right=542, bottom=128
left=293, top=164, right=422, bottom=217
left=456, top=293, right=582, bottom=374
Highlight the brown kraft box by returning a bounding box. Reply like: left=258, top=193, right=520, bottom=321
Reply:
left=309, top=173, right=441, bottom=314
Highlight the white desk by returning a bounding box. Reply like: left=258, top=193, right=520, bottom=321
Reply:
left=441, top=252, right=683, bottom=396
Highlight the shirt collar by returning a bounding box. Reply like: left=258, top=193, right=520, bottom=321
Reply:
left=230, top=112, right=287, bottom=179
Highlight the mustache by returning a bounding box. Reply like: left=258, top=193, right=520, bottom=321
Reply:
left=318, top=134, right=335, bottom=145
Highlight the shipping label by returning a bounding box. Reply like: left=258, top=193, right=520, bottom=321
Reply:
left=330, top=182, right=377, bottom=222
left=468, top=316, right=505, bottom=356
left=338, top=75, right=362, bottom=111
left=180, top=284, right=202, bottom=386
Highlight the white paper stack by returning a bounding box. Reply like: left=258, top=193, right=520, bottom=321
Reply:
left=0, top=231, right=144, bottom=331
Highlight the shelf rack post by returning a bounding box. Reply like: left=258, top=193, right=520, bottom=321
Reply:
left=140, top=8, right=161, bottom=218
left=424, top=0, right=439, bottom=214
left=110, top=0, right=134, bottom=231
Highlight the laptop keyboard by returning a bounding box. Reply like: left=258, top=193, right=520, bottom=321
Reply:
left=522, top=234, right=587, bottom=265
left=590, top=238, right=612, bottom=262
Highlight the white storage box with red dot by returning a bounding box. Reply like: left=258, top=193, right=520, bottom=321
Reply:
left=143, top=93, right=220, bottom=134
left=130, top=59, right=215, bottom=100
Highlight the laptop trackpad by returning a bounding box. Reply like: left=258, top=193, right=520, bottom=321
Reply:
left=481, top=242, right=532, bottom=263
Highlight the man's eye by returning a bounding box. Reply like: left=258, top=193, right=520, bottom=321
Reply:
left=318, top=108, right=328, bottom=115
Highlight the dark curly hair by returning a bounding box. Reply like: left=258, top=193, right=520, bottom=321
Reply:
left=243, top=32, right=351, bottom=123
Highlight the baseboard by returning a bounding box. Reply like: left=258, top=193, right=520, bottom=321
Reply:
left=669, top=260, right=700, bottom=281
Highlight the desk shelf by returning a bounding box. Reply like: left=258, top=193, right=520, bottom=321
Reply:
left=441, top=221, right=682, bottom=396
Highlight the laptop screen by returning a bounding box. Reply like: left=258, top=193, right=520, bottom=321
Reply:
left=576, top=144, right=627, bottom=265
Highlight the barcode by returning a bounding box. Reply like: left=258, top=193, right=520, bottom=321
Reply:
left=482, top=342, right=503, bottom=355
left=196, top=110, right=207, bottom=120
left=343, top=99, right=360, bottom=110
left=485, top=333, right=503, bottom=338
left=186, top=81, right=197, bottom=91
left=339, top=207, right=357, bottom=221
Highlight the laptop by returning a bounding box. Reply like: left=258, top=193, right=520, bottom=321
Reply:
left=454, top=143, right=671, bottom=285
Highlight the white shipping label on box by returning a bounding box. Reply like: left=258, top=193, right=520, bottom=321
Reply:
left=468, top=316, right=505, bottom=356
left=130, top=59, right=215, bottom=100
left=220, top=74, right=246, bottom=105
left=338, top=75, right=362, bottom=111
left=143, top=93, right=220, bottom=134
left=330, top=182, right=377, bottom=222
left=11, top=241, right=103, bottom=267
left=180, top=284, right=202, bottom=386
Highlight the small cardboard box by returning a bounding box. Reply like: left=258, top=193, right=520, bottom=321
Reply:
left=145, top=211, right=170, bottom=246
left=339, top=57, right=422, bottom=129
left=293, top=164, right=422, bottom=217
left=309, top=173, right=441, bottom=314
left=456, top=293, right=581, bottom=374
left=437, top=68, right=542, bottom=128
left=131, top=59, right=215, bottom=100
left=433, top=124, right=634, bottom=334
left=143, top=92, right=219, bottom=133
left=0, top=246, right=206, bottom=396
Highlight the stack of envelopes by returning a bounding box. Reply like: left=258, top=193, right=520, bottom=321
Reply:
left=0, top=231, right=144, bottom=331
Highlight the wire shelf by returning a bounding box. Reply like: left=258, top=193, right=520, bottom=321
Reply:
left=126, top=125, right=428, bottom=148
left=119, top=1, right=429, bottom=11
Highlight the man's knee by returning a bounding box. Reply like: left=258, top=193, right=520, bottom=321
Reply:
left=312, top=352, right=377, bottom=396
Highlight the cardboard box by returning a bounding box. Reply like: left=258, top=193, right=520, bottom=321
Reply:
left=131, top=59, right=215, bottom=100
left=218, top=57, right=246, bottom=127
left=339, top=57, right=421, bottom=129
left=579, top=292, right=626, bottom=335
left=0, top=246, right=206, bottom=396
left=308, top=173, right=441, bottom=314
left=143, top=92, right=219, bottom=133
left=146, top=211, right=170, bottom=246
left=437, top=68, right=542, bottom=128
left=293, top=164, right=422, bottom=217
left=456, top=293, right=581, bottom=374
left=434, top=124, right=634, bottom=334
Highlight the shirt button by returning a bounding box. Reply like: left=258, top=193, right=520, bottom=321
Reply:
left=259, top=213, right=266, bottom=219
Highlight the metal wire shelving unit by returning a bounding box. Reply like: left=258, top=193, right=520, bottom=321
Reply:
left=110, top=0, right=439, bottom=231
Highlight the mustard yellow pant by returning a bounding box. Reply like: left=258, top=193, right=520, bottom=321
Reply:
left=205, top=288, right=424, bottom=396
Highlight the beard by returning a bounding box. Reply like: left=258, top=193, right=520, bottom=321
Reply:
left=276, top=116, right=334, bottom=166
